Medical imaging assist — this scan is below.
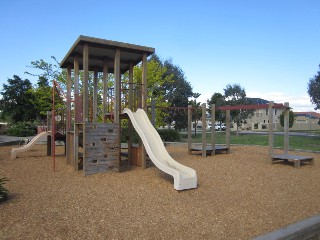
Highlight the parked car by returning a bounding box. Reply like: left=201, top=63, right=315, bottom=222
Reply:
left=215, top=123, right=226, bottom=131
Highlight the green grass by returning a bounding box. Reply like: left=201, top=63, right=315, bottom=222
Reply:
left=181, top=132, right=320, bottom=152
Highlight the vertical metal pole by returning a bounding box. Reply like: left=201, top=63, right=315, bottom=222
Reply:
left=52, top=81, right=56, bottom=172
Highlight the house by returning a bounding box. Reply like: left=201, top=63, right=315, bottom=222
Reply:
left=239, top=99, right=320, bottom=131
left=292, top=112, right=320, bottom=131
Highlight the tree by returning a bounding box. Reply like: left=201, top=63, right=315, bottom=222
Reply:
left=133, top=54, right=172, bottom=127
left=279, top=110, right=295, bottom=128
left=25, top=56, right=63, bottom=86
left=162, top=58, right=194, bottom=130
left=207, top=92, right=225, bottom=123
left=190, top=93, right=202, bottom=135
left=0, top=75, right=37, bottom=122
left=223, top=83, right=253, bottom=133
left=29, top=78, right=52, bottom=122
left=308, top=65, right=320, bottom=110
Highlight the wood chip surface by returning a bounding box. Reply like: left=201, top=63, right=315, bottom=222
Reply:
left=0, top=144, right=319, bottom=239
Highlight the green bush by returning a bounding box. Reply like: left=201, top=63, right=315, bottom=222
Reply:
left=157, top=129, right=181, bottom=142
left=0, top=176, right=9, bottom=203
left=121, top=127, right=140, bottom=143
left=7, top=122, right=37, bottom=137
left=121, top=127, right=181, bottom=142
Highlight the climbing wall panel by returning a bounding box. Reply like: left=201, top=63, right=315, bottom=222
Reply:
left=84, top=123, right=119, bottom=175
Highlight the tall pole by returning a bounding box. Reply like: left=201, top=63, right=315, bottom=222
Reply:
left=211, top=104, right=216, bottom=156
left=103, top=57, right=108, bottom=122
left=188, top=105, right=192, bottom=154
left=284, top=102, right=290, bottom=154
left=52, top=81, right=56, bottom=172
left=202, top=103, right=207, bottom=158
left=141, top=53, right=147, bottom=168
left=268, top=101, right=274, bottom=160
left=226, top=110, right=231, bottom=152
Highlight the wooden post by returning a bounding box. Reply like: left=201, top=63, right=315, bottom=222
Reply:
left=103, top=57, right=108, bottom=122
left=74, top=55, right=80, bottom=171
left=268, top=101, right=274, bottom=159
left=93, top=67, right=98, bottom=123
left=188, top=105, right=192, bottom=154
left=202, top=103, right=207, bottom=158
left=284, top=102, right=290, bottom=154
left=83, top=44, right=89, bottom=123
left=211, top=104, right=216, bottom=156
left=151, top=99, right=156, bottom=126
left=141, top=53, right=147, bottom=169
left=114, top=48, right=121, bottom=171
left=128, top=62, right=134, bottom=166
left=82, top=43, right=89, bottom=174
left=66, top=65, right=72, bottom=165
left=226, top=109, right=231, bottom=152
left=141, top=53, right=147, bottom=111
left=114, top=49, right=121, bottom=123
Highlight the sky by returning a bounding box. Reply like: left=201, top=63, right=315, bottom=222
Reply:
left=1, top=0, right=320, bottom=113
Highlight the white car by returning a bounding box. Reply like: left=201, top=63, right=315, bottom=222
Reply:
left=215, top=124, right=226, bottom=131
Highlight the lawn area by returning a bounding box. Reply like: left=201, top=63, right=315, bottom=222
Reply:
left=182, top=131, right=320, bottom=152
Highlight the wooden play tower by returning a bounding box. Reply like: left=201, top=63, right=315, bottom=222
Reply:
left=60, top=35, right=155, bottom=175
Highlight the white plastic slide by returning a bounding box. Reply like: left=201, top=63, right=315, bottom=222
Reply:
left=11, top=131, right=49, bottom=159
left=124, top=108, right=197, bottom=190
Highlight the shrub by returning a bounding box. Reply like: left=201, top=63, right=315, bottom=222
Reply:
left=121, top=127, right=181, bottom=142
left=7, top=122, right=37, bottom=137
left=157, top=129, right=181, bottom=142
left=0, top=176, right=9, bottom=203
left=121, top=127, right=140, bottom=143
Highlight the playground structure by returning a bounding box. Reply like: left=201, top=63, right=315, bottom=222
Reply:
left=57, top=35, right=197, bottom=190
left=190, top=101, right=314, bottom=167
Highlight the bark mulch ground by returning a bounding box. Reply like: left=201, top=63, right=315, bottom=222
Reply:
left=0, top=144, right=319, bottom=239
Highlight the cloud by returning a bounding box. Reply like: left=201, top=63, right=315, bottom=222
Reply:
left=197, top=91, right=319, bottom=113
left=247, top=91, right=319, bottom=112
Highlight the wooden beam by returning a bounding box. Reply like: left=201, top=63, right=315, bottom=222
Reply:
left=103, top=57, right=108, bottom=121
left=83, top=44, right=89, bottom=123
left=114, top=49, right=121, bottom=123
left=211, top=104, right=216, bottom=156
left=202, top=103, right=207, bottom=158
left=268, top=101, right=274, bottom=160
left=226, top=110, right=230, bottom=151
left=188, top=105, right=192, bottom=154
left=217, top=103, right=287, bottom=111
left=284, top=102, right=290, bottom=154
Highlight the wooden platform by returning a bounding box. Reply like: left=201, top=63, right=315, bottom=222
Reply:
left=272, top=154, right=314, bottom=167
left=191, top=145, right=229, bottom=155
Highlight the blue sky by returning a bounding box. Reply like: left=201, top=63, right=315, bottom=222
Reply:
left=1, top=0, right=320, bottom=112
